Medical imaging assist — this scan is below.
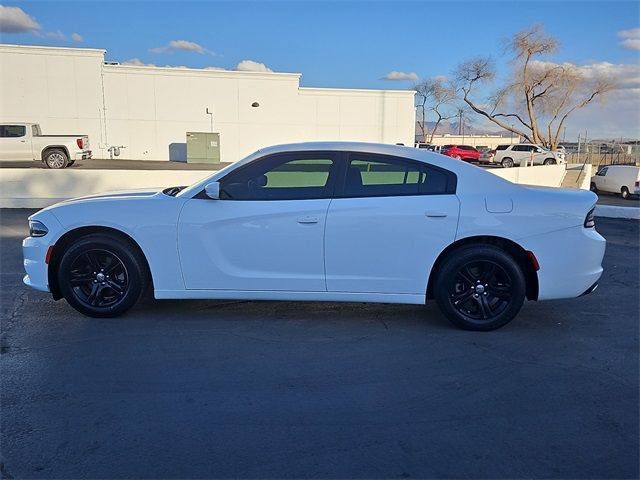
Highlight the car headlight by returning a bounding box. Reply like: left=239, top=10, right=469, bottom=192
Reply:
left=29, top=219, right=49, bottom=237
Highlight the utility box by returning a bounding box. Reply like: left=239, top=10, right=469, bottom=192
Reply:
left=186, top=132, right=221, bottom=164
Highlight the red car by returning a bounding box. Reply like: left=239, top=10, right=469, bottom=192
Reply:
left=440, top=144, right=481, bottom=162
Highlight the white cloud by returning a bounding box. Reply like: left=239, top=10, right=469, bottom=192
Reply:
left=0, top=5, right=40, bottom=33
left=383, top=71, right=418, bottom=81
left=45, top=30, right=65, bottom=40
left=618, top=27, right=640, bottom=50
left=150, top=40, right=209, bottom=54
left=71, top=32, right=83, bottom=42
left=235, top=59, right=273, bottom=72
left=618, top=27, right=640, bottom=39
left=530, top=60, right=640, bottom=90
left=122, top=58, right=156, bottom=67
left=620, top=38, right=640, bottom=51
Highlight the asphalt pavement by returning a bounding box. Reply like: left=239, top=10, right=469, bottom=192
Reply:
left=1, top=209, right=638, bottom=479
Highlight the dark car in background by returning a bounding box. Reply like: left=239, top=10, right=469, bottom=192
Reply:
left=441, top=144, right=481, bottom=162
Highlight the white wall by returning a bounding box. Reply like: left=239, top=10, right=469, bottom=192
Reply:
left=0, top=44, right=415, bottom=163
left=488, top=164, right=567, bottom=188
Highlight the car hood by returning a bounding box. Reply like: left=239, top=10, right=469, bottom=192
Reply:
left=56, top=188, right=161, bottom=204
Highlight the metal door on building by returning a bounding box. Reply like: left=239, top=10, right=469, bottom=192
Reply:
left=186, top=132, right=221, bottom=163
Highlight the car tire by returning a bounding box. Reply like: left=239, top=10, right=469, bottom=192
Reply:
left=433, top=245, right=526, bottom=331
left=44, top=149, right=69, bottom=169
left=590, top=182, right=598, bottom=193
left=68, top=160, right=75, bottom=166
left=501, top=157, right=514, bottom=168
left=543, top=158, right=556, bottom=165
left=621, top=186, right=630, bottom=199
left=57, top=233, right=149, bottom=317
left=455, top=155, right=462, bottom=160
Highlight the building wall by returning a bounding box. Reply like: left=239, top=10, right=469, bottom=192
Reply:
left=0, top=44, right=415, bottom=162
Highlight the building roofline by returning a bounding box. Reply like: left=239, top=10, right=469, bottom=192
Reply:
left=0, top=43, right=106, bottom=56
left=300, top=86, right=415, bottom=96
left=104, top=63, right=302, bottom=79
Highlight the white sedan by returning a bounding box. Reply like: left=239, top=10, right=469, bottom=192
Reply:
left=23, top=142, right=605, bottom=330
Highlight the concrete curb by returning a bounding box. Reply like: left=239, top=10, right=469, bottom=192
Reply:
left=595, top=205, right=640, bottom=220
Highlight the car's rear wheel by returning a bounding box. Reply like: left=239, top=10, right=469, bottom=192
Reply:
left=434, top=245, right=526, bottom=331
left=590, top=182, right=598, bottom=193
left=455, top=155, right=462, bottom=160
left=621, top=186, right=630, bottom=199
left=543, top=158, right=556, bottom=165
left=44, top=149, right=69, bottom=169
left=57, top=233, right=149, bottom=317
left=501, top=157, right=514, bottom=168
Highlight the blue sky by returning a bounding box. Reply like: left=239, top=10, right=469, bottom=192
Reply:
left=1, top=0, right=639, bottom=137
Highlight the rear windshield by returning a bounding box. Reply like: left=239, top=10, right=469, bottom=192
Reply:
left=496, top=145, right=509, bottom=150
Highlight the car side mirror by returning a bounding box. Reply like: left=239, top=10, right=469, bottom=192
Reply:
left=204, top=182, right=220, bottom=200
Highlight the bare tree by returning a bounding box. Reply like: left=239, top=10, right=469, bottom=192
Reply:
left=454, top=25, right=615, bottom=149
left=414, top=78, right=456, bottom=143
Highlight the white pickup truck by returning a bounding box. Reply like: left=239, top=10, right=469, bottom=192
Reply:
left=0, top=123, right=91, bottom=169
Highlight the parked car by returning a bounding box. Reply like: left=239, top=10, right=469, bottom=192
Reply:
left=441, top=144, right=481, bottom=162
left=590, top=165, right=640, bottom=199
left=0, top=123, right=91, bottom=168
left=23, top=142, right=604, bottom=331
left=484, top=144, right=565, bottom=168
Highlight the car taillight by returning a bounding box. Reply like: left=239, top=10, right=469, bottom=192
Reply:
left=76, top=138, right=84, bottom=149
left=584, top=207, right=595, bottom=228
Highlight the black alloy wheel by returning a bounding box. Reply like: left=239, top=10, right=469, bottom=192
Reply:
left=448, top=260, right=513, bottom=322
left=67, top=249, right=129, bottom=309
left=57, top=233, right=149, bottom=317
left=434, top=245, right=526, bottom=330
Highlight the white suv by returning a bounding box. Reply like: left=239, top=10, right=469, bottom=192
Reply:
left=485, top=144, right=565, bottom=168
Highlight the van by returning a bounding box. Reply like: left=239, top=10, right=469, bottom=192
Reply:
left=590, top=165, right=640, bottom=200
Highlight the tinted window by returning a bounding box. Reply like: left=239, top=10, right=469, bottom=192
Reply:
left=459, top=145, right=476, bottom=151
left=220, top=154, right=336, bottom=200
left=343, top=154, right=451, bottom=197
left=441, top=145, right=454, bottom=149
left=0, top=125, right=26, bottom=138
left=496, top=145, right=509, bottom=150
left=598, top=167, right=608, bottom=176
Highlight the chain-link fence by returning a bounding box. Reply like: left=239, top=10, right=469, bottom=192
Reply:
left=563, top=141, right=640, bottom=167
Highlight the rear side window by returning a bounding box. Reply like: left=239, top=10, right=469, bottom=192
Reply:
left=342, top=154, right=453, bottom=197
left=0, top=125, right=26, bottom=138
left=496, top=145, right=509, bottom=151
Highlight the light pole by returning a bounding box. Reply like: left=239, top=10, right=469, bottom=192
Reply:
left=510, top=123, right=514, bottom=144
left=206, top=107, right=214, bottom=133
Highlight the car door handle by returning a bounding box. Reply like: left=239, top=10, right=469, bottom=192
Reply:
left=425, top=211, right=448, bottom=218
left=297, top=215, right=319, bottom=224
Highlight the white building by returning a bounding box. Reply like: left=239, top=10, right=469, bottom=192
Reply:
left=0, top=44, right=415, bottom=162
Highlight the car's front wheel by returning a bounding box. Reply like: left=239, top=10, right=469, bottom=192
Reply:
left=57, top=233, right=149, bottom=317
left=543, top=158, right=556, bottom=165
left=434, top=245, right=526, bottom=331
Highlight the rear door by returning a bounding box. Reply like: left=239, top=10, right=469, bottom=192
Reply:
left=324, top=152, right=459, bottom=295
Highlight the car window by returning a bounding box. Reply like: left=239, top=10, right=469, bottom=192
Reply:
left=598, top=167, right=608, bottom=176
left=342, top=154, right=452, bottom=197
left=0, top=125, right=26, bottom=138
left=496, top=145, right=509, bottom=151
left=220, top=153, right=336, bottom=200
left=459, top=145, right=474, bottom=150
left=32, top=124, right=41, bottom=136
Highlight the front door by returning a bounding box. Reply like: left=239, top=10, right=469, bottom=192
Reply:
left=0, top=125, right=32, bottom=161
left=178, top=152, right=339, bottom=291
left=325, top=153, right=459, bottom=295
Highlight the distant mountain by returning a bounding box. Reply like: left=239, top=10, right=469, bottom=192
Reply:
left=415, top=121, right=512, bottom=139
